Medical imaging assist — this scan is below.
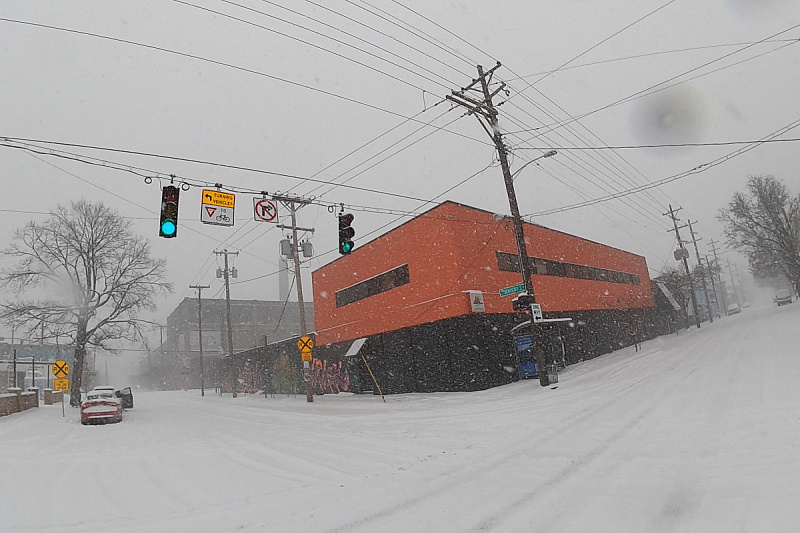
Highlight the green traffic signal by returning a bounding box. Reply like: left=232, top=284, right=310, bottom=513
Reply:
left=159, top=185, right=180, bottom=238
left=161, top=220, right=177, bottom=236
left=338, top=213, right=355, bottom=255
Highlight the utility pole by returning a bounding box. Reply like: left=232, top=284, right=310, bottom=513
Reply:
left=273, top=194, right=315, bottom=401
left=215, top=249, right=239, bottom=398
left=708, top=238, right=728, bottom=314
left=704, top=255, right=719, bottom=318
left=686, top=220, right=712, bottom=323
left=448, top=62, right=550, bottom=387
left=727, top=259, right=740, bottom=306
left=664, top=205, right=700, bottom=329
left=190, top=284, right=210, bottom=397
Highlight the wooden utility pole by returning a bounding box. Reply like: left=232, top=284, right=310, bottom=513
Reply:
left=272, top=194, right=315, bottom=402
left=686, top=220, right=712, bottom=323
left=190, top=284, right=210, bottom=396
left=215, top=249, right=239, bottom=397
left=448, top=63, right=550, bottom=386
left=664, top=205, right=700, bottom=329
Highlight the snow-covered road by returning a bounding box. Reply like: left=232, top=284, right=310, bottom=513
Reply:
left=2, top=302, right=799, bottom=532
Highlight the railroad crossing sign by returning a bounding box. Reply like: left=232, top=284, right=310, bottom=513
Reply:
left=253, top=198, right=278, bottom=223
left=201, top=189, right=235, bottom=227
left=54, top=379, right=69, bottom=392
left=52, top=360, right=70, bottom=379
left=297, top=336, right=314, bottom=352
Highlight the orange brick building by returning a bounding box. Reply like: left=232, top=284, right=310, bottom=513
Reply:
left=312, top=201, right=653, bottom=393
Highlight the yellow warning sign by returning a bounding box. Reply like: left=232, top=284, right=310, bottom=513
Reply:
left=297, top=336, right=314, bottom=352
left=201, top=189, right=236, bottom=208
left=52, top=360, right=70, bottom=378
left=54, top=379, right=69, bottom=391
left=301, top=351, right=313, bottom=362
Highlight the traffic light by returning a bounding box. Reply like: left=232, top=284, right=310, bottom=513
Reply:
left=159, top=185, right=180, bottom=238
left=338, top=213, right=355, bottom=254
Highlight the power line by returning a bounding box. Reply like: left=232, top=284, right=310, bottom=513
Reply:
left=506, top=24, right=800, bottom=136
left=0, top=16, right=484, bottom=143
left=506, top=38, right=800, bottom=81
left=174, top=0, right=455, bottom=92
left=524, top=117, right=800, bottom=218
left=0, top=137, right=436, bottom=203
left=512, top=137, right=800, bottom=150
left=524, top=0, right=678, bottom=87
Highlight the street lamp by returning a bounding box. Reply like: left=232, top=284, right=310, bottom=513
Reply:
left=511, top=150, right=557, bottom=181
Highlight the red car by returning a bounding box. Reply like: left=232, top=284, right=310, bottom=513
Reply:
left=80, top=389, right=123, bottom=425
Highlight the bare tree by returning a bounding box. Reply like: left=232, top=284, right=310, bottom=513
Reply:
left=719, top=175, right=800, bottom=294
left=654, top=266, right=693, bottom=327
left=1, top=200, right=172, bottom=406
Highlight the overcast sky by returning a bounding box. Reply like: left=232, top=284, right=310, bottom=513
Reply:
left=2, top=0, right=799, bottom=344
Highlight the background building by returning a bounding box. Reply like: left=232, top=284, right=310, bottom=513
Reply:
left=147, top=298, right=313, bottom=390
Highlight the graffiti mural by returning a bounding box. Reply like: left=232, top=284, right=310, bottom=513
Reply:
left=310, top=359, right=349, bottom=394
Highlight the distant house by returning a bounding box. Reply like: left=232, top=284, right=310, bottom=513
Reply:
left=312, top=201, right=654, bottom=394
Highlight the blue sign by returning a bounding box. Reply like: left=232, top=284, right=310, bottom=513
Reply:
left=516, top=335, right=538, bottom=378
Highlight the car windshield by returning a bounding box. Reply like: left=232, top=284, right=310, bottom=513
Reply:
left=86, top=392, right=115, bottom=401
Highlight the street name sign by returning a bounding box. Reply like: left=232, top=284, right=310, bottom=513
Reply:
left=500, top=283, right=525, bottom=297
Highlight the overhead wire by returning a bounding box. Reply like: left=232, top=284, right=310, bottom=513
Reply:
left=524, top=117, right=800, bottom=218
left=379, top=0, right=678, bottom=229
left=507, top=38, right=800, bottom=82
left=506, top=24, right=800, bottom=137
left=0, top=16, right=483, bottom=143
left=174, top=0, right=456, bottom=92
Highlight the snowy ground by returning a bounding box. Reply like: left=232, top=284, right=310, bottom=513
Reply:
left=2, top=302, right=800, bottom=533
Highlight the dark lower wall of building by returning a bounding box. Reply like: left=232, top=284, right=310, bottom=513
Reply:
left=214, top=303, right=668, bottom=396
left=313, top=306, right=657, bottom=395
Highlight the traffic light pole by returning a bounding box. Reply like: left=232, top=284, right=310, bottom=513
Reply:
left=272, top=194, right=314, bottom=402
left=448, top=63, right=549, bottom=387
left=190, top=284, right=210, bottom=396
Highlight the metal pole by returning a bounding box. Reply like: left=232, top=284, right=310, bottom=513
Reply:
left=190, top=284, right=210, bottom=397
left=687, top=220, right=712, bottom=324
left=13, top=348, right=17, bottom=388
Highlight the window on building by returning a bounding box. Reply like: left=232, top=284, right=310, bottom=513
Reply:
left=495, top=251, right=640, bottom=285
left=335, top=264, right=411, bottom=307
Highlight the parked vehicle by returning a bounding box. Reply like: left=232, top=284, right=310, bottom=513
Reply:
left=774, top=289, right=793, bottom=306
left=727, top=303, right=741, bottom=315
left=90, top=385, right=133, bottom=409
left=81, top=389, right=123, bottom=425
